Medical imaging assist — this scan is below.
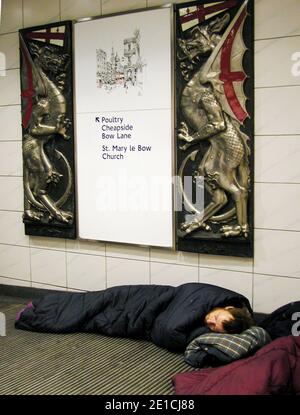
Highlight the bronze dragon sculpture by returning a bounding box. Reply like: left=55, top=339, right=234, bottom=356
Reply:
left=177, top=1, right=250, bottom=238
left=21, top=36, right=73, bottom=225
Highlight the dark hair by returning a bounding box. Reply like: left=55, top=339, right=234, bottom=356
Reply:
left=223, top=307, right=255, bottom=334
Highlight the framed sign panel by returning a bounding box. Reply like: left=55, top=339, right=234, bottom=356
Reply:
left=74, top=7, right=174, bottom=247
left=175, top=0, right=254, bottom=257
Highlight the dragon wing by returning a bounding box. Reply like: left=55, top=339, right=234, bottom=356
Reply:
left=20, top=25, right=67, bottom=129
left=20, top=34, right=47, bottom=129
left=201, top=0, right=249, bottom=124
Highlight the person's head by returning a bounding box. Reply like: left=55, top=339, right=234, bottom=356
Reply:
left=204, top=306, right=255, bottom=334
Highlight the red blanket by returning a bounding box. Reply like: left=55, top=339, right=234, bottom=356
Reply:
left=173, top=336, right=300, bottom=395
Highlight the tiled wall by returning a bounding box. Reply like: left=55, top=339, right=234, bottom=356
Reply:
left=0, top=0, right=300, bottom=313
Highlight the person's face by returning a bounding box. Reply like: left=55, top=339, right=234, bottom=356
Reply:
left=204, top=307, right=234, bottom=333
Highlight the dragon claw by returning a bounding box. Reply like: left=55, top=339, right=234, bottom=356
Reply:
left=220, top=224, right=249, bottom=238
left=181, top=220, right=211, bottom=234
left=220, top=225, right=242, bottom=237
left=178, top=122, right=194, bottom=144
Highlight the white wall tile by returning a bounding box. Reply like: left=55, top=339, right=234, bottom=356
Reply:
left=255, top=86, right=300, bottom=136
left=199, top=254, right=252, bottom=273
left=107, top=257, right=149, bottom=287
left=0, top=211, right=29, bottom=246
left=30, top=247, right=67, bottom=286
left=150, top=262, right=198, bottom=286
left=0, top=0, right=23, bottom=35
left=66, top=239, right=105, bottom=256
left=255, top=183, right=300, bottom=231
left=30, top=236, right=66, bottom=251
left=199, top=267, right=253, bottom=305
left=23, top=0, right=60, bottom=28
left=107, top=243, right=149, bottom=261
left=0, top=33, right=19, bottom=70
left=150, top=247, right=198, bottom=266
left=102, top=0, right=146, bottom=15
left=255, top=36, right=300, bottom=88
left=0, top=177, right=23, bottom=211
left=0, top=69, right=21, bottom=105
left=0, top=245, right=31, bottom=280
left=255, top=0, right=300, bottom=40
left=254, top=274, right=300, bottom=313
left=67, top=252, right=106, bottom=291
left=0, top=276, right=30, bottom=287
left=60, top=0, right=101, bottom=20
left=0, top=142, right=22, bottom=176
left=0, top=106, right=22, bottom=141
left=255, top=136, right=300, bottom=184
left=254, top=229, right=300, bottom=278
left=147, top=0, right=187, bottom=6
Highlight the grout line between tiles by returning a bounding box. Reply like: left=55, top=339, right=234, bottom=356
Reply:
left=199, top=266, right=253, bottom=275
left=29, top=244, right=33, bottom=288
left=255, top=182, right=300, bottom=185
left=255, top=227, right=300, bottom=233
left=104, top=242, right=108, bottom=289
left=0, top=208, right=23, bottom=213
left=255, top=84, right=300, bottom=90
left=255, top=34, right=300, bottom=42
left=255, top=134, right=300, bottom=137
left=59, top=0, right=62, bottom=21
left=0, top=275, right=30, bottom=285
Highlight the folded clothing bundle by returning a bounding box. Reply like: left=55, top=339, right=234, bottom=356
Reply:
left=184, top=326, right=271, bottom=368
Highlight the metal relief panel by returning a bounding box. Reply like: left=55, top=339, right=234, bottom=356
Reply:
left=175, top=0, right=254, bottom=257
left=19, top=21, right=76, bottom=239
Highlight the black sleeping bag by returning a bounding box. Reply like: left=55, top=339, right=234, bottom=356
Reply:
left=15, top=283, right=252, bottom=352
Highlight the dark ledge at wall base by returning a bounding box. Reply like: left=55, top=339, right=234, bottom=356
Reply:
left=24, top=223, right=76, bottom=239
left=0, top=284, right=68, bottom=301
left=177, top=236, right=253, bottom=258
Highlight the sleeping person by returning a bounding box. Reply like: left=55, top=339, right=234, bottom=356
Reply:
left=204, top=306, right=254, bottom=334
left=15, top=283, right=254, bottom=352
